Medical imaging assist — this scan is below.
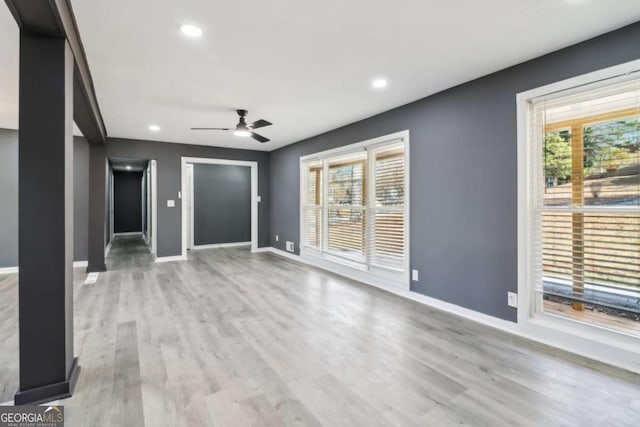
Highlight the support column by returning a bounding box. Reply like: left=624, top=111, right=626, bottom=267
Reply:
left=87, top=144, right=107, bottom=272
left=16, top=30, right=80, bottom=405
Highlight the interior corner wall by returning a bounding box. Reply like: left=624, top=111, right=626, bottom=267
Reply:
left=268, top=21, right=640, bottom=322
left=104, top=138, right=270, bottom=257
left=0, top=129, right=90, bottom=267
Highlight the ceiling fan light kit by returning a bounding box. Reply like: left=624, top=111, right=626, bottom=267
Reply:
left=191, top=109, right=272, bottom=143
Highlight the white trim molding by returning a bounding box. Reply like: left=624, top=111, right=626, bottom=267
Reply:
left=180, top=157, right=259, bottom=259
left=262, top=247, right=640, bottom=374
left=104, top=241, right=112, bottom=257
left=0, top=266, right=19, bottom=275
left=0, top=261, right=89, bottom=274
left=192, top=241, right=252, bottom=250
left=516, top=59, right=640, bottom=373
left=113, top=232, right=143, bottom=237
left=155, top=255, right=188, bottom=263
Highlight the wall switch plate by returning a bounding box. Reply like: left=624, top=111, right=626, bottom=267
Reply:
left=178, top=191, right=181, bottom=199
left=411, top=269, right=419, bottom=281
left=275, top=234, right=279, bottom=242
left=508, top=292, right=518, bottom=308
left=167, top=200, right=175, bottom=207
left=286, top=241, right=294, bottom=252
left=257, top=195, right=262, bottom=202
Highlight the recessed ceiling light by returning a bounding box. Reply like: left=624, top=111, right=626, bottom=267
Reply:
left=180, top=24, right=203, bottom=38
left=126, top=166, right=131, bottom=170
left=148, top=124, right=160, bottom=132
left=372, top=78, right=388, bottom=89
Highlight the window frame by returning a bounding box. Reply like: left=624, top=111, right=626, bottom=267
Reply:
left=517, top=59, right=640, bottom=351
left=299, top=130, right=410, bottom=289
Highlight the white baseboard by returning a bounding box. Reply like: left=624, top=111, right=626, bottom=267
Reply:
left=192, top=241, right=251, bottom=250
left=263, top=247, right=640, bottom=374
left=1, top=261, right=88, bottom=275
left=0, top=266, right=18, bottom=275
left=113, top=232, right=142, bottom=237
left=155, top=255, right=187, bottom=263
left=105, top=241, right=112, bottom=257
left=252, top=247, right=271, bottom=253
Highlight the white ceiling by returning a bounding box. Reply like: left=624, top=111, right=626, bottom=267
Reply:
left=2, top=1, right=640, bottom=151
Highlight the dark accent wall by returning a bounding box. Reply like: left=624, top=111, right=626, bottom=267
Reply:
left=193, top=164, right=251, bottom=245
left=113, top=171, right=143, bottom=233
left=268, top=22, right=640, bottom=322
left=0, top=129, right=90, bottom=267
left=105, top=138, right=269, bottom=257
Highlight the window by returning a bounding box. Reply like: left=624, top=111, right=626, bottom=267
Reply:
left=300, top=132, right=409, bottom=286
left=527, top=76, right=640, bottom=336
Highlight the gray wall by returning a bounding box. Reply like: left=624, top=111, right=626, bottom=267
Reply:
left=0, top=129, right=90, bottom=267
left=0, top=129, right=19, bottom=267
left=268, top=21, right=640, bottom=322
left=73, top=136, right=89, bottom=261
left=193, top=164, right=251, bottom=245
left=105, top=138, right=270, bottom=257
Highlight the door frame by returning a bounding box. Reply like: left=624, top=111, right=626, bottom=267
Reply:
left=180, top=157, right=259, bottom=258
left=185, top=163, right=194, bottom=250
left=150, top=159, right=158, bottom=256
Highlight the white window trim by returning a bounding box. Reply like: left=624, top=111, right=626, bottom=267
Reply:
left=517, top=59, right=640, bottom=361
left=299, top=130, right=410, bottom=290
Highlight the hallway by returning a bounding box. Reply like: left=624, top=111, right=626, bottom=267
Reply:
left=107, top=235, right=154, bottom=271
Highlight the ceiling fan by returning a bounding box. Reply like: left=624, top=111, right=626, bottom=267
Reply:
left=191, top=109, right=272, bottom=143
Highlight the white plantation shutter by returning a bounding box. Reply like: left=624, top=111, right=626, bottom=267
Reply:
left=368, top=141, right=406, bottom=271
left=300, top=135, right=409, bottom=281
left=530, top=77, right=640, bottom=318
left=327, top=151, right=367, bottom=263
left=302, top=160, right=323, bottom=251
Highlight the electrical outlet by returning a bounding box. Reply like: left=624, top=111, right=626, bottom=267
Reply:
left=411, top=269, right=419, bottom=281
left=286, top=241, right=294, bottom=252
left=275, top=234, right=279, bottom=242
left=508, top=292, right=518, bottom=308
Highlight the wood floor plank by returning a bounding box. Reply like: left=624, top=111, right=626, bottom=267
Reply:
left=0, top=235, right=639, bottom=426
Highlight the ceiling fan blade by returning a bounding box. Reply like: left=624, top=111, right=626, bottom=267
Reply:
left=247, top=119, right=272, bottom=129
left=251, top=132, right=270, bottom=143
left=190, top=127, right=231, bottom=131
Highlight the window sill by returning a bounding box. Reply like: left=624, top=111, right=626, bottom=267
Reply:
left=300, top=250, right=408, bottom=290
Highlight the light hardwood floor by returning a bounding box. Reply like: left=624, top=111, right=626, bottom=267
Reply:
left=1, top=235, right=640, bottom=426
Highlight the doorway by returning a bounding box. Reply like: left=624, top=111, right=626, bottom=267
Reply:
left=181, top=157, right=258, bottom=258
left=108, top=157, right=157, bottom=256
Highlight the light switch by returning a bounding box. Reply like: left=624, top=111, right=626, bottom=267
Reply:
left=257, top=195, right=262, bottom=202
left=167, top=200, right=175, bottom=207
